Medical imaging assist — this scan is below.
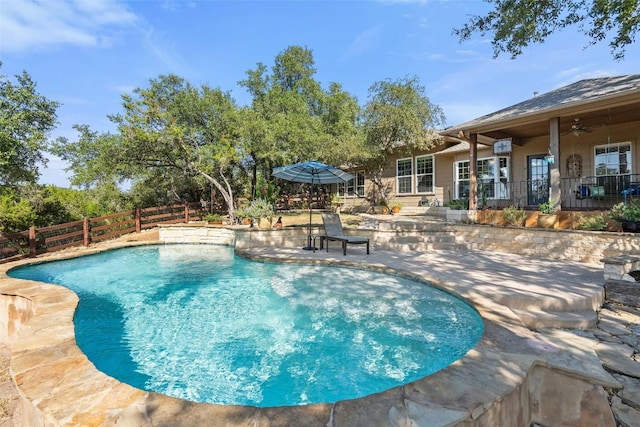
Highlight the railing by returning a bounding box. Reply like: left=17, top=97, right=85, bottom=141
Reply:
left=475, top=173, right=640, bottom=211
left=0, top=203, right=207, bottom=264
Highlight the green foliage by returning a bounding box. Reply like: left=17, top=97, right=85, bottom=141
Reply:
left=238, top=45, right=364, bottom=199
left=502, top=205, right=526, bottom=226
left=255, top=174, right=280, bottom=206
left=454, top=0, right=638, bottom=60
left=538, top=201, right=557, bottom=214
left=203, top=213, right=223, bottom=222
left=576, top=213, right=609, bottom=231
left=245, top=198, right=275, bottom=226
left=360, top=75, right=444, bottom=202
left=0, top=191, right=37, bottom=232
left=446, top=199, right=468, bottom=210
left=0, top=63, right=59, bottom=185
left=610, top=198, right=640, bottom=222
left=389, top=199, right=403, bottom=209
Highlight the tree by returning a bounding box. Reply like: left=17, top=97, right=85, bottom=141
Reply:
left=238, top=46, right=363, bottom=198
left=360, top=76, right=444, bottom=203
left=0, top=63, right=59, bottom=185
left=54, top=75, right=243, bottom=220
left=454, top=0, right=639, bottom=60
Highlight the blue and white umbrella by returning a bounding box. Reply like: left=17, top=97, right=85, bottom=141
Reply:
left=273, top=161, right=353, bottom=250
left=272, top=160, right=353, bottom=185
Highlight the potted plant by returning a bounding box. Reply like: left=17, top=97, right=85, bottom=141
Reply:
left=203, top=213, right=223, bottom=224
left=389, top=199, right=403, bottom=214
left=377, top=199, right=390, bottom=214
left=610, top=198, right=640, bottom=232
left=537, top=201, right=558, bottom=228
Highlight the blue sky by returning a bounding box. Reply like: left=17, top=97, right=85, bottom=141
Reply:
left=1, top=0, right=639, bottom=187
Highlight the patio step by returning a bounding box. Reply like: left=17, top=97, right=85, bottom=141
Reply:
left=511, top=308, right=598, bottom=330
left=378, top=241, right=461, bottom=252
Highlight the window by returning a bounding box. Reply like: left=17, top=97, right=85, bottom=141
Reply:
left=339, top=171, right=365, bottom=197
left=594, top=142, right=631, bottom=176
left=416, top=155, right=434, bottom=193
left=454, top=156, right=510, bottom=200
left=396, top=158, right=413, bottom=194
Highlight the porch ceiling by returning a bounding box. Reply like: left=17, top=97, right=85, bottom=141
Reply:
left=478, top=99, right=640, bottom=141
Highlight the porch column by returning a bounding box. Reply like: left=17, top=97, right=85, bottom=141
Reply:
left=549, top=118, right=561, bottom=210
left=469, top=133, right=478, bottom=210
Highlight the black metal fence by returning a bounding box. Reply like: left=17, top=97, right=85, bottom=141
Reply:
left=476, top=173, right=640, bottom=211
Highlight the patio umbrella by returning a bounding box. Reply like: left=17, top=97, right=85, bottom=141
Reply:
left=273, top=161, right=353, bottom=250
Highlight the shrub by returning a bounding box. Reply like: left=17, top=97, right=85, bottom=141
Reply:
left=610, top=198, right=640, bottom=222
left=502, top=206, right=526, bottom=226
left=538, top=201, right=557, bottom=214
left=446, top=198, right=468, bottom=210
left=576, top=214, right=608, bottom=231
left=245, top=199, right=275, bottom=227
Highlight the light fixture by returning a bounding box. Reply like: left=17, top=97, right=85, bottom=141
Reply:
left=544, top=149, right=555, bottom=164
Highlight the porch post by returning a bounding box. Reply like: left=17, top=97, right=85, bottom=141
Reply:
left=549, top=118, right=561, bottom=210
left=469, top=133, right=478, bottom=210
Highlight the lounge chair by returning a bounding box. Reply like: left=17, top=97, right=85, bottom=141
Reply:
left=316, top=213, right=369, bottom=255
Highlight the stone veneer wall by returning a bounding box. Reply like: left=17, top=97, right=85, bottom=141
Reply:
left=159, top=223, right=640, bottom=264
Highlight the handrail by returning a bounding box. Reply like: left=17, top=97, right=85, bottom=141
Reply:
left=0, top=202, right=207, bottom=263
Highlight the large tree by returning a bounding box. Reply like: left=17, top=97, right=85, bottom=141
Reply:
left=0, top=63, right=59, bottom=186
left=455, top=0, right=639, bottom=60
left=54, top=75, right=243, bottom=219
left=360, top=76, right=444, bottom=204
left=238, top=46, right=364, bottom=198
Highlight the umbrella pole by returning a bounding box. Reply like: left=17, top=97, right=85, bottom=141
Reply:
left=303, top=183, right=316, bottom=250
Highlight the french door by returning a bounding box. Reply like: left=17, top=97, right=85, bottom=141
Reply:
left=528, top=155, right=549, bottom=206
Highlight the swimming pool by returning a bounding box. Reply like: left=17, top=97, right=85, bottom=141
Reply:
left=9, top=244, right=483, bottom=407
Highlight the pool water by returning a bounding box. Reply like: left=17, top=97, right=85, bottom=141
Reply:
left=9, top=244, right=483, bottom=407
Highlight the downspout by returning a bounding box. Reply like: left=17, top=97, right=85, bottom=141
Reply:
left=549, top=118, right=561, bottom=210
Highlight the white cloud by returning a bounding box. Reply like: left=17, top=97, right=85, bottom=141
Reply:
left=0, top=0, right=137, bottom=53
left=342, top=25, right=384, bottom=59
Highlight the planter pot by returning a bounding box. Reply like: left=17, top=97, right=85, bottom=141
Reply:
left=391, top=206, right=401, bottom=214
left=537, top=214, right=558, bottom=229
left=621, top=220, right=640, bottom=233
left=375, top=206, right=390, bottom=214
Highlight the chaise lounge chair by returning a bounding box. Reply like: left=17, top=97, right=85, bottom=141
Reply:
left=316, top=213, right=369, bottom=255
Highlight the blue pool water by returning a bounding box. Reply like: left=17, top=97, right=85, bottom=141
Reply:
left=9, top=244, right=483, bottom=407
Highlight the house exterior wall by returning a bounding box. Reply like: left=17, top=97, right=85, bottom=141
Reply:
left=333, top=117, right=639, bottom=212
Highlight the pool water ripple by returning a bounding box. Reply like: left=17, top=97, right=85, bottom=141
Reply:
left=9, top=244, right=483, bottom=407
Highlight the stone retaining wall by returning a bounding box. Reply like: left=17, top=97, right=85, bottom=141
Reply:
left=159, top=222, right=640, bottom=264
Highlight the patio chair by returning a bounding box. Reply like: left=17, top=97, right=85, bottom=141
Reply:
left=316, top=213, right=369, bottom=255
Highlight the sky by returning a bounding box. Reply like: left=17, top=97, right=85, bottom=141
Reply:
left=1, top=0, right=639, bottom=188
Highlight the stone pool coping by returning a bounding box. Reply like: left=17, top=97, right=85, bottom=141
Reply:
left=0, top=234, right=620, bottom=426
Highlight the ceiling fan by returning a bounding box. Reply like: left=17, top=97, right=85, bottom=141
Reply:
left=567, top=118, right=591, bottom=136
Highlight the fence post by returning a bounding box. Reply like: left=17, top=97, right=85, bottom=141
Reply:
left=184, top=204, right=190, bottom=223
left=135, top=208, right=141, bottom=233
left=83, top=218, right=90, bottom=247
left=29, top=226, right=37, bottom=257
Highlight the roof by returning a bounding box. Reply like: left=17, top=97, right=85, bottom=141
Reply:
left=444, top=74, right=640, bottom=136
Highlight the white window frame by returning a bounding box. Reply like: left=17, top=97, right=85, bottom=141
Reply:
left=396, top=157, right=413, bottom=194
left=454, top=156, right=510, bottom=200
left=338, top=170, right=365, bottom=197
left=416, top=155, right=435, bottom=194
left=594, top=141, right=632, bottom=176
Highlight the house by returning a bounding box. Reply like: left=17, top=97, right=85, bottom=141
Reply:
left=337, top=74, right=640, bottom=213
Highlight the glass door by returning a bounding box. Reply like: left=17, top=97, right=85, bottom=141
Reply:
left=528, top=155, right=549, bottom=206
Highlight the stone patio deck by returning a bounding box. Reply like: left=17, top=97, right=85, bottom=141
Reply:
left=0, top=225, right=638, bottom=426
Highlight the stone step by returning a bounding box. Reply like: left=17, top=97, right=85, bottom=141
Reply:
left=377, top=242, right=462, bottom=252
left=511, top=308, right=598, bottom=330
